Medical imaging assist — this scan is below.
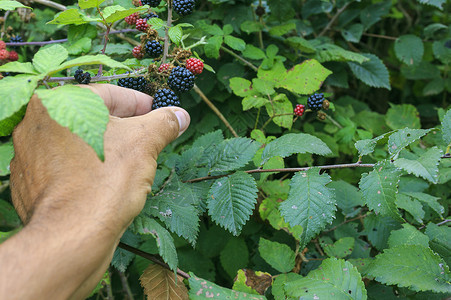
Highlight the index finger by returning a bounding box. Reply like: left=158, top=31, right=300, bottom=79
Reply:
left=79, top=83, right=153, bottom=117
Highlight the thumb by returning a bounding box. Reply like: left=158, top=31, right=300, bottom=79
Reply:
left=125, top=107, right=190, bottom=161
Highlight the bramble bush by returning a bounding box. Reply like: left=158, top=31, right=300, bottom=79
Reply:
left=0, top=0, right=450, bottom=299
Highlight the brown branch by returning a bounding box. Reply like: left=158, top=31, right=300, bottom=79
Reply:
left=419, top=219, right=450, bottom=230
left=118, top=271, right=134, bottom=300
left=185, top=162, right=375, bottom=183
left=30, top=0, right=66, bottom=10
left=193, top=84, right=239, bottom=137
left=220, top=46, right=258, bottom=72
left=162, top=1, right=172, bottom=64
left=362, top=33, right=398, bottom=41
left=323, top=212, right=371, bottom=233
left=118, top=242, right=190, bottom=280
left=318, top=2, right=351, bottom=37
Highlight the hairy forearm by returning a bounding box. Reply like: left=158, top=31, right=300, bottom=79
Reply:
left=0, top=204, right=122, bottom=300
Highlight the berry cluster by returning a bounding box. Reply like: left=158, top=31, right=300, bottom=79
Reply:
left=125, top=12, right=139, bottom=25
left=294, top=104, right=305, bottom=117
left=132, top=45, right=145, bottom=59
left=9, top=35, right=23, bottom=46
left=143, top=12, right=158, bottom=20
left=136, top=18, right=149, bottom=32
left=118, top=76, right=148, bottom=92
left=145, top=40, right=163, bottom=58
left=167, top=66, right=195, bottom=93
left=158, top=63, right=171, bottom=73
left=0, top=41, right=19, bottom=61
left=173, top=0, right=195, bottom=16
left=307, top=93, right=325, bottom=111
left=74, top=69, right=91, bottom=84
left=186, top=58, right=203, bottom=75
left=152, top=88, right=180, bottom=109
left=141, top=0, right=160, bottom=7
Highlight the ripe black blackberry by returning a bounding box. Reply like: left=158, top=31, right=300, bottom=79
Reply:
left=144, top=12, right=159, bottom=20
left=9, top=35, right=23, bottom=46
left=142, top=0, right=161, bottom=7
left=152, top=88, right=180, bottom=109
left=167, top=66, right=195, bottom=93
left=145, top=40, right=163, bottom=58
left=74, top=69, right=91, bottom=84
left=172, top=0, right=195, bottom=16
left=117, top=76, right=148, bottom=92
left=307, top=93, right=325, bottom=111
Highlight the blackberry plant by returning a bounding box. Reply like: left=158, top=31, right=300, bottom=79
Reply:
left=167, top=66, right=195, bottom=93
left=144, top=40, right=163, bottom=58
left=152, top=88, right=180, bottom=109
left=307, top=93, right=325, bottom=111
left=172, top=0, right=195, bottom=16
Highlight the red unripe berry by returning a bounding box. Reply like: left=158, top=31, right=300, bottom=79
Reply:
left=125, top=12, right=139, bottom=25
left=186, top=57, right=204, bottom=75
left=158, top=63, right=171, bottom=73
left=0, top=40, right=6, bottom=50
left=135, top=19, right=149, bottom=32
left=0, top=49, right=9, bottom=60
left=132, top=45, right=144, bottom=59
left=294, top=104, right=305, bottom=116
left=8, top=50, right=18, bottom=61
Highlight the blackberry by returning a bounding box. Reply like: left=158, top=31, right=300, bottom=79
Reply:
left=74, top=69, right=91, bottom=84
left=145, top=40, right=163, bottom=58
left=117, top=76, right=148, bottom=92
left=294, top=104, right=305, bottom=116
left=172, top=0, right=195, bottom=16
left=307, top=93, right=324, bottom=111
left=9, top=36, right=23, bottom=46
left=142, top=0, right=160, bottom=7
left=167, top=66, right=195, bottom=93
left=144, top=12, right=159, bottom=20
left=136, top=19, right=148, bottom=32
left=185, top=57, right=203, bottom=75
left=152, top=88, right=180, bottom=110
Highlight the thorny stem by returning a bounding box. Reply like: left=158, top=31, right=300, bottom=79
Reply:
left=97, top=7, right=111, bottom=76
left=118, top=242, right=190, bottom=280
left=193, top=84, right=239, bottom=137
left=325, top=114, right=343, bottom=129
left=318, top=2, right=351, bottom=37
left=220, top=46, right=259, bottom=72
left=162, top=1, right=173, bottom=64
left=185, top=162, right=375, bottom=183
left=362, top=32, right=398, bottom=41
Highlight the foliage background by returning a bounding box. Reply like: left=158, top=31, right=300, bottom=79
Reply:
left=0, top=0, right=450, bottom=299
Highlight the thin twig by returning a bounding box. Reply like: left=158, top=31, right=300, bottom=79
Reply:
left=1, top=11, right=10, bottom=40
left=46, top=68, right=147, bottom=83
left=419, top=219, right=450, bottom=230
left=185, top=162, right=375, bottom=183
left=162, top=1, right=172, bottom=64
left=318, top=2, right=351, bottom=37
left=118, top=271, right=134, bottom=300
left=31, top=0, right=66, bottom=10
left=313, top=239, right=325, bottom=256
left=220, top=46, right=259, bottom=72
left=362, top=32, right=398, bottom=41
left=323, top=212, right=371, bottom=233
left=105, top=269, right=114, bottom=300
left=325, top=114, right=343, bottom=129
left=193, top=84, right=239, bottom=137
left=118, top=242, right=190, bottom=280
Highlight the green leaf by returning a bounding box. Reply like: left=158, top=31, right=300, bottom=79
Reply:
left=0, top=199, right=20, bottom=228
left=312, top=43, right=369, bottom=64
left=425, top=223, right=451, bottom=266
left=328, top=180, right=364, bottom=218
left=219, top=238, right=249, bottom=278
left=280, top=169, right=336, bottom=249
left=0, top=141, right=13, bottom=176
left=423, top=78, right=445, bottom=96
left=388, top=223, right=429, bottom=248
left=0, top=75, right=39, bottom=121
left=242, top=95, right=268, bottom=111
left=0, top=62, right=38, bottom=74
left=259, top=59, right=332, bottom=95
left=65, top=37, right=92, bottom=55
left=367, top=245, right=451, bottom=293
left=112, top=230, right=138, bottom=272
left=261, top=133, right=331, bottom=165
left=189, top=273, right=267, bottom=300
left=0, top=105, right=26, bottom=137
left=258, top=238, right=295, bottom=273
left=32, top=44, right=68, bottom=74
left=47, top=8, right=100, bottom=25
left=348, top=53, right=390, bottom=90
left=359, top=160, right=403, bottom=221
left=354, top=132, right=390, bottom=157
left=168, top=25, right=183, bottom=45
left=322, top=237, right=355, bottom=258
left=394, top=35, right=424, bottom=66
left=144, top=176, right=200, bottom=245
left=363, top=214, right=401, bottom=250
left=240, top=20, right=263, bottom=34
left=232, top=269, right=270, bottom=295
left=284, top=258, right=367, bottom=299
left=0, top=0, right=31, bottom=10
left=131, top=216, right=178, bottom=271
left=148, top=17, right=165, bottom=29
left=242, top=44, right=266, bottom=60
left=386, top=104, right=421, bottom=130
left=416, top=0, right=446, bottom=10
left=229, top=77, right=256, bottom=97
left=433, top=40, right=451, bottom=64
left=394, top=147, right=442, bottom=183
left=285, top=36, right=316, bottom=53
left=264, top=93, right=293, bottom=129
left=442, top=108, right=451, bottom=145
left=341, top=23, right=364, bottom=43
left=204, top=36, right=223, bottom=59
left=207, top=172, right=258, bottom=235
left=387, top=128, right=432, bottom=158
left=208, top=137, right=261, bottom=172
left=269, top=22, right=296, bottom=36
left=35, top=86, right=109, bottom=160
left=78, top=0, right=105, bottom=9
left=102, top=5, right=147, bottom=23
left=396, top=193, right=425, bottom=224
left=51, top=54, right=130, bottom=75
left=403, top=192, right=444, bottom=218
left=224, top=35, right=246, bottom=51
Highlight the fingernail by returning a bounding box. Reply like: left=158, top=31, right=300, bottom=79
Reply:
left=174, top=110, right=189, bottom=133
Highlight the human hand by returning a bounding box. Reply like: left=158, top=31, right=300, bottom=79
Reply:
left=10, top=83, right=190, bottom=233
